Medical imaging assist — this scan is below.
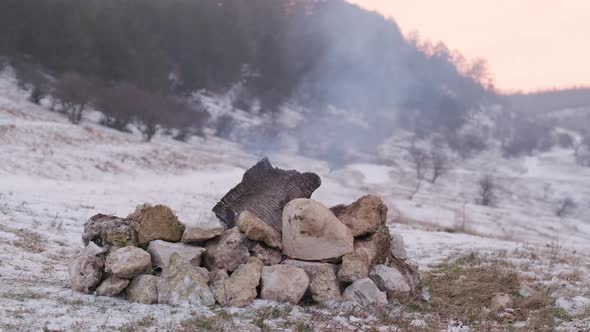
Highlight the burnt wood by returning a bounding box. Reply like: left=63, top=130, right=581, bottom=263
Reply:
left=212, top=158, right=321, bottom=233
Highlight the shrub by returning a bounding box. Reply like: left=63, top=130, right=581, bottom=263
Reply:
left=96, top=83, right=142, bottom=133
left=477, top=175, right=496, bottom=207
left=555, top=197, right=576, bottom=217
left=13, top=60, right=51, bottom=104
left=502, top=117, right=553, bottom=158
left=556, top=133, right=574, bottom=149
left=52, top=72, right=96, bottom=124
left=446, top=131, right=487, bottom=159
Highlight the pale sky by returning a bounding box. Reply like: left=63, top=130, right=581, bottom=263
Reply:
left=348, top=0, right=590, bottom=92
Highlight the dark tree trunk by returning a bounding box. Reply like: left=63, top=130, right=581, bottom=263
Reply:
left=212, top=158, right=321, bottom=233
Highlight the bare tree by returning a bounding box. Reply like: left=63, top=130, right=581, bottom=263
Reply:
left=574, top=133, right=590, bottom=167
left=96, top=82, right=142, bottom=132
left=477, top=175, right=496, bottom=207
left=167, top=98, right=210, bottom=142
left=13, top=61, right=51, bottom=104
left=53, top=72, right=96, bottom=124
left=555, top=197, right=576, bottom=217
left=428, top=149, right=448, bottom=183
left=408, top=143, right=428, bottom=181
left=133, top=93, right=162, bottom=142
left=407, top=142, right=429, bottom=200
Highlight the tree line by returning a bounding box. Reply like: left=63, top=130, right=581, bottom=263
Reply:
left=0, top=0, right=494, bottom=129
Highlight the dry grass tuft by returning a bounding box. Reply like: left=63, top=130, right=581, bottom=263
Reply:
left=396, top=253, right=571, bottom=331
left=0, top=224, right=46, bottom=253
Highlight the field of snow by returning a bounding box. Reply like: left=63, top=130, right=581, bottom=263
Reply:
left=1, top=70, right=589, bottom=331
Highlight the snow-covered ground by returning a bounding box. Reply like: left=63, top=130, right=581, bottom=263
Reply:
left=1, top=70, right=589, bottom=331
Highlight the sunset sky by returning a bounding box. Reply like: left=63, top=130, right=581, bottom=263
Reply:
left=348, top=0, right=590, bottom=92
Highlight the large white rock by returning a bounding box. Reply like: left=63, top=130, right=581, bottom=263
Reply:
left=369, top=264, right=411, bottom=294
left=261, top=265, right=309, bottom=304
left=282, top=199, right=354, bottom=261
left=342, top=278, right=387, bottom=306
left=126, top=275, right=159, bottom=304
left=146, top=240, right=206, bottom=269
left=158, top=253, right=214, bottom=306
left=213, top=257, right=263, bottom=307
left=330, top=195, right=388, bottom=237
left=69, top=242, right=106, bottom=294
left=105, top=246, right=151, bottom=279
left=237, top=211, right=282, bottom=249
left=95, top=276, right=129, bottom=297
left=310, top=265, right=341, bottom=303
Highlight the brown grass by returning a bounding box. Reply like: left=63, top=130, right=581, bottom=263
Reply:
left=0, top=224, right=46, bottom=253
left=392, top=253, right=570, bottom=331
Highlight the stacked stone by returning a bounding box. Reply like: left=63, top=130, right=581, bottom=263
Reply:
left=68, top=160, right=420, bottom=308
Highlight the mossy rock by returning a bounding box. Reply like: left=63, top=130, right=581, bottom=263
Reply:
left=83, top=214, right=139, bottom=249
left=128, top=204, right=186, bottom=247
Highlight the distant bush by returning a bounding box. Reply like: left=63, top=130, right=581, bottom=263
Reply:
left=477, top=175, right=497, bottom=207
left=574, top=133, right=590, bottom=167
left=12, top=60, right=51, bottom=105
left=96, top=83, right=141, bottom=133
left=167, top=98, right=210, bottom=142
left=556, top=133, right=574, bottom=149
left=52, top=72, right=96, bottom=124
left=555, top=197, right=576, bottom=218
left=502, top=118, right=553, bottom=158
left=446, top=131, right=487, bottom=159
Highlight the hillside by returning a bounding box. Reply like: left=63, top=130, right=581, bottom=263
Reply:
left=1, top=70, right=589, bottom=331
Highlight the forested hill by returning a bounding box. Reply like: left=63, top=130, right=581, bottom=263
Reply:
left=506, top=88, right=590, bottom=114
left=0, top=0, right=494, bottom=124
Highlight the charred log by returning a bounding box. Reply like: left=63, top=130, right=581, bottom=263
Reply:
left=212, top=158, right=321, bottom=233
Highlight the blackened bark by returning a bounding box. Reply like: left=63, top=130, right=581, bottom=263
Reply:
left=212, top=158, right=321, bottom=233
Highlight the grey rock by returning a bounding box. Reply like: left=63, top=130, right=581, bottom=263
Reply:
left=281, top=260, right=339, bottom=280
left=260, top=265, right=309, bottom=304
left=126, top=275, right=159, bottom=304
left=369, top=264, right=411, bottom=295
left=237, top=211, right=282, bottom=249
left=338, top=251, right=370, bottom=283
left=390, top=233, right=408, bottom=261
left=249, top=243, right=283, bottom=266
left=69, top=242, right=106, bottom=294
left=82, top=214, right=139, bottom=249
left=204, top=227, right=251, bottom=272
left=146, top=240, right=206, bottom=269
left=331, top=195, right=388, bottom=237
left=158, top=253, right=214, bottom=306
left=182, top=224, right=224, bottom=243
left=95, top=276, right=129, bottom=297
left=342, top=278, right=387, bottom=306
left=310, top=265, right=341, bottom=303
left=127, top=204, right=185, bottom=247
left=105, top=246, right=151, bottom=279
left=213, top=257, right=263, bottom=307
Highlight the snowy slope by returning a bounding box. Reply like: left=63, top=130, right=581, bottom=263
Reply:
left=1, top=70, right=589, bottom=331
